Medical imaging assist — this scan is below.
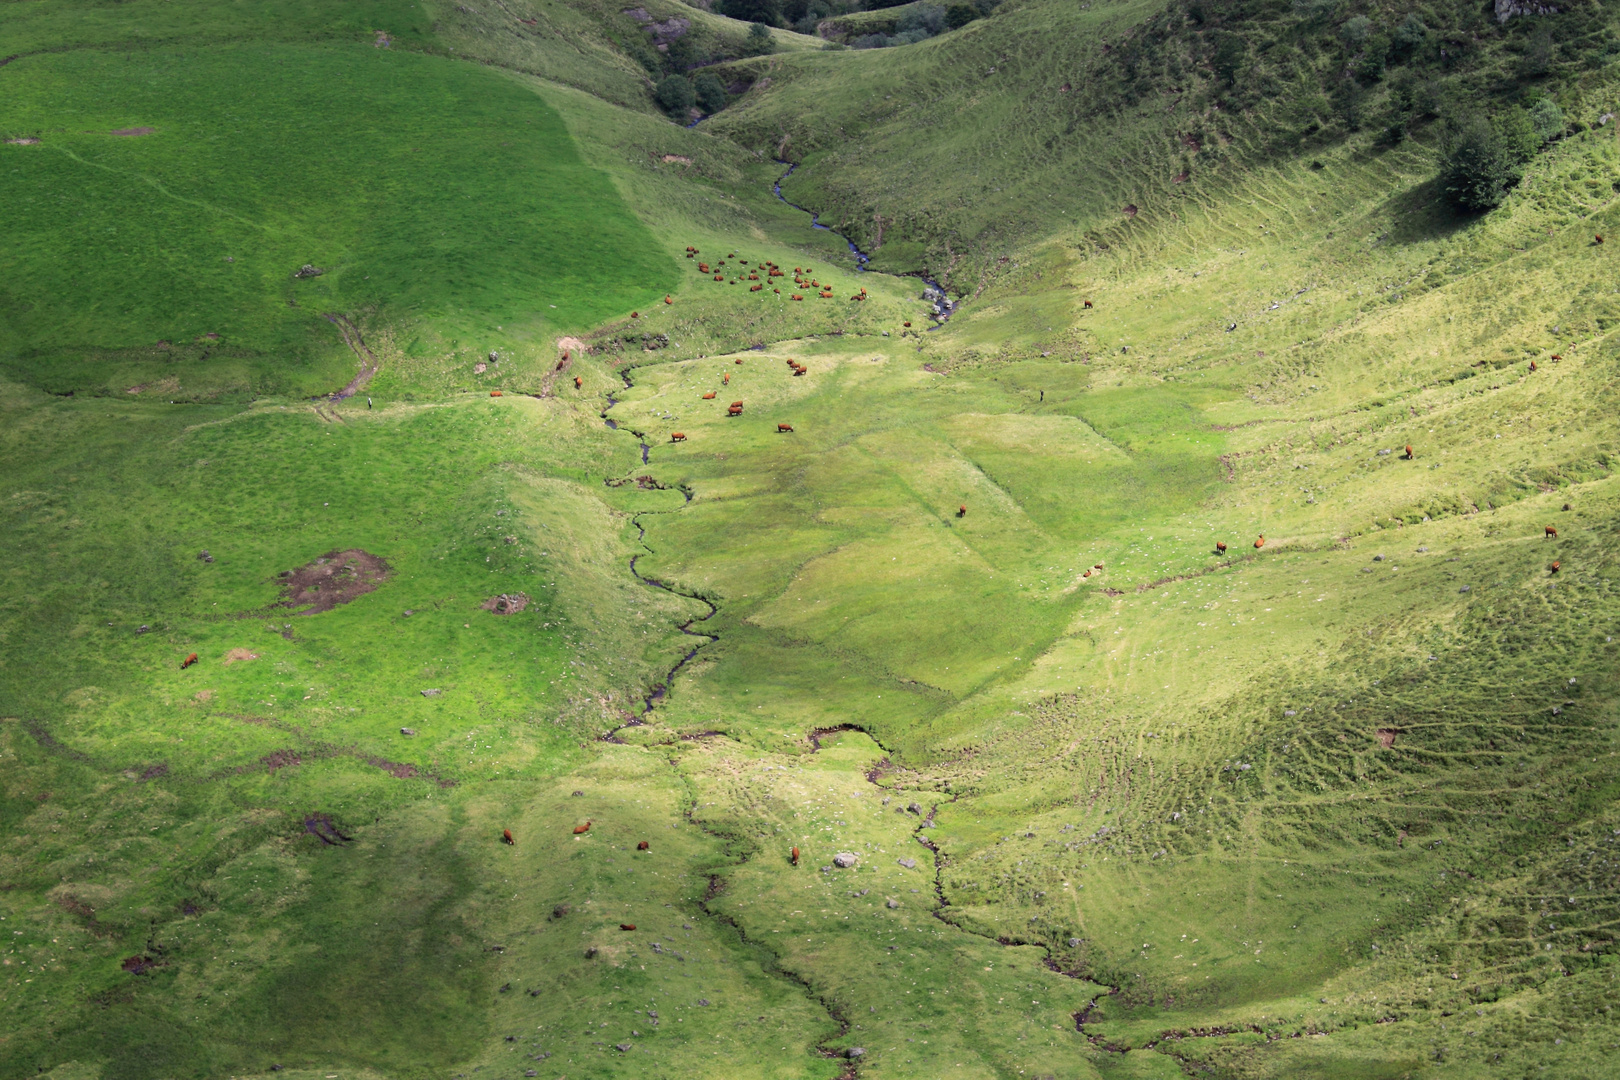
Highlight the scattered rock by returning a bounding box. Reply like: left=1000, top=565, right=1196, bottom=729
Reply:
left=906, top=802, right=922, bottom=815
left=1069, top=937, right=1081, bottom=947
left=197, top=549, right=214, bottom=563
left=137, top=625, right=150, bottom=633
left=400, top=727, right=417, bottom=736
left=585, top=946, right=598, bottom=958
left=897, top=857, right=917, bottom=869
left=572, top=789, right=584, bottom=796
left=474, top=362, right=488, bottom=375
left=552, top=904, right=571, bottom=920
left=697, top=998, right=710, bottom=1006
left=614, top=1043, right=632, bottom=1052
left=833, top=852, right=858, bottom=868
left=846, top=1047, right=866, bottom=1058
left=886, top=898, right=900, bottom=909
left=293, top=264, right=325, bottom=279
left=421, top=688, right=443, bottom=698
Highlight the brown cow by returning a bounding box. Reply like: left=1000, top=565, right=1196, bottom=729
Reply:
left=502, top=829, right=515, bottom=845
left=1094, top=563, right=1103, bottom=569
left=671, top=432, right=686, bottom=442
left=1551, top=354, right=1562, bottom=361
left=1215, top=541, right=1227, bottom=554
left=574, top=376, right=582, bottom=389
left=791, top=294, right=803, bottom=301
left=490, top=390, right=502, bottom=397
left=1404, top=444, right=1413, bottom=459
left=728, top=406, right=743, bottom=416
left=714, top=274, right=724, bottom=281
left=1550, top=561, right=1561, bottom=573
left=1530, top=360, right=1538, bottom=372
left=903, top=321, right=912, bottom=328
left=792, top=367, right=805, bottom=376
left=723, top=373, right=730, bottom=384
left=735, top=358, right=745, bottom=365
left=956, top=505, right=967, bottom=518
left=637, top=840, right=650, bottom=850
left=181, top=653, right=199, bottom=669
left=1545, top=525, right=1558, bottom=538
left=1083, top=570, right=1091, bottom=578
left=791, top=846, right=800, bottom=866
left=751, top=284, right=763, bottom=292
left=702, top=392, right=717, bottom=400
left=1597, top=235, right=1605, bottom=244
left=631, top=311, right=639, bottom=319
left=1083, top=300, right=1094, bottom=309
left=1254, top=535, right=1266, bottom=549
left=620, top=923, right=636, bottom=931
left=665, top=295, right=673, bottom=305
left=573, top=820, right=592, bottom=835
left=778, top=423, right=794, bottom=433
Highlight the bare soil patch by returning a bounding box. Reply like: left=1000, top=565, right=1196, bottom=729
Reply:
left=6, top=137, right=40, bottom=146
left=262, top=749, right=302, bottom=772
left=223, top=647, right=259, bottom=664
left=276, top=550, right=389, bottom=614
left=366, top=756, right=418, bottom=779
left=1376, top=728, right=1399, bottom=748
left=111, top=127, right=156, bottom=137
left=481, top=592, right=530, bottom=615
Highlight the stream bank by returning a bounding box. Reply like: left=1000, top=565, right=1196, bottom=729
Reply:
left=771, top=162, right=957, bottom=325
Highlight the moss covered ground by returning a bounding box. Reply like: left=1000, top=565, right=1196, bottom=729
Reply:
left=3, top=1, right=1620, bottom=1078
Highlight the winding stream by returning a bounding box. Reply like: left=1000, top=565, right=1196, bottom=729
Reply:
left=771, top=161, right=958, bottom=324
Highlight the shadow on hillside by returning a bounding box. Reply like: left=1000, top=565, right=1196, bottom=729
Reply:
left=1378, top=173, right=1474, bottom=247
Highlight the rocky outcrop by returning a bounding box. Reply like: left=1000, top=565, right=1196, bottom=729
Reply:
left=1495, top=0, right=1559, bottom=22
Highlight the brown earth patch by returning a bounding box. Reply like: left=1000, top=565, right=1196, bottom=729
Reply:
left=111, top=127, right=156, bottom=137
left=121, top=955, right=159, bottom=974
left=1376, top=728, right=1399, bottom=748
left=482, top=592, right=530, bottom=615
left=262, top=749, right=302, bottom=772
left=193, top=689, right=214, bottom=703
left=661, top=154, right=693, bottom=165
left=276, top=549, right=389, bottom=614
left=1123, top=204, right=1139, bottom=217
left=557, top=335, right=587, bottom=358
left=6, top=137, right=40, bottom=146
left=223, top=648, right=259, bottom=664
left=366, top=756, right=418, bottom=779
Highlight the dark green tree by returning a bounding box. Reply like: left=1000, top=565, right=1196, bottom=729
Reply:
left=723, top=0, right=782, bottom=26
left=654, top=74, right=696, bottom=118
left=744, top=21, right=776, bottom=54
left=1441, top=110, right=1537, bottom=212
left=693, top=72, right=729, bottom=114
left=946, top=4, right=978, bottom=29
left=1212, top=32, right=1245, bottom=86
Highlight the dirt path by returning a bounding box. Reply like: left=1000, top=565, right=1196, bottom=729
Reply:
left=322, top=313, right=380, bottom=401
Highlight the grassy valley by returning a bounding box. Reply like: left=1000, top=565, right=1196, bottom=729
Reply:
left=3, top=1, right=1619, bottom=1078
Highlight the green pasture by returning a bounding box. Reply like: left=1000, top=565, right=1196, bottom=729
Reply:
left=0, top=43, right=673, bottom=397
left=4, top=0, right=1620, bottom=1077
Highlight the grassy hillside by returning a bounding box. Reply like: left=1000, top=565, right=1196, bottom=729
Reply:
left=3, top=0, right=1620, bottom=1078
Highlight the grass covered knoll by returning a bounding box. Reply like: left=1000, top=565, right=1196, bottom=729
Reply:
left=0, top=41, right=672, bottom=398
